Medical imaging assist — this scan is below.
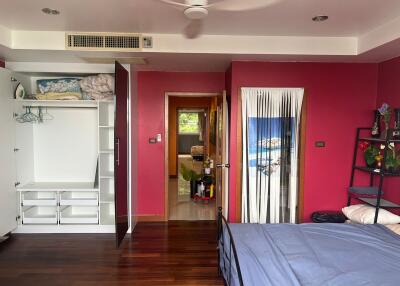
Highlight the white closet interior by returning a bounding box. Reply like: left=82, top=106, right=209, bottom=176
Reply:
left=0, top=63, right=125, bottom=234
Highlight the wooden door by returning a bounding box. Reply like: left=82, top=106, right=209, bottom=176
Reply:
left=215, top=91, right=229, bottom=218
left=114, top=62, right=129, bottom=247
left=0, top=68, right=17, bottom=237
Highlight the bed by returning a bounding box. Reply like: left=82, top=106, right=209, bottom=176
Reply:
left=217, top=208, right=400, bottom=286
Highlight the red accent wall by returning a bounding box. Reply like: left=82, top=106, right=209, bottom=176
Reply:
left=227, top=62, right=379, bottom=222
left=377, top=57, right=400, bottom=207
left=136, top=71, right=225, bottom=216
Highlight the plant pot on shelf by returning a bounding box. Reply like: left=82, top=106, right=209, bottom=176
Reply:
left=180, top=163, right=201, bottom=199
left=365, top=161, right=377, bottom=169
left=190, top=180, right=199, bottom=198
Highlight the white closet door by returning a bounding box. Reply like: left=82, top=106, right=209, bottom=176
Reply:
left=0, top=68, right=17, bottom=236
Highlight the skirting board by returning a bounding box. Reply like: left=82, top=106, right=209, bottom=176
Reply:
left=13, top=225, right=116, bottom=234
left=136, top=215, right=165, bottom=222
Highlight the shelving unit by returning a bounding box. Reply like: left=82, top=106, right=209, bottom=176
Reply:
left=98, top=101, right=115, bottom=226
left=0, top=62, right=130, bottom=239
left=13, top=95, right=115, bottom=231
left=348, top=127, right=400, bottom=223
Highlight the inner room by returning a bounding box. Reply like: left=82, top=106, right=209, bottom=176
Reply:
left=167, top=95, right=219, bottom=220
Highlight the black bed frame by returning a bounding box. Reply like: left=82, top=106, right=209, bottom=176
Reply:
left=217, top=207, right=244, bottom=286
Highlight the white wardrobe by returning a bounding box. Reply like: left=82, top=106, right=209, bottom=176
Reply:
left=0, top=62, right=130, bottom=245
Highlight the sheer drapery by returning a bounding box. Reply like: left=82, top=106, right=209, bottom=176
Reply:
left=241, top=88, right=303, bottom=224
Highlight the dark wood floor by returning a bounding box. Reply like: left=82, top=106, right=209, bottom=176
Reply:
left=0, top=221, right=223, bottom=286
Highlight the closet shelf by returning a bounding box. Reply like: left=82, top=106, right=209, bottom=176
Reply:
left=100, top=171, right=114, bottom=178
left=99, top=149, right=114, bottom=154
left=16, top=99, right=99, bottom=108
left=17, top=182, right=98, bottom=192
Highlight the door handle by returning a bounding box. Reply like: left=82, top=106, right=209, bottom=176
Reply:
left=216, top=163, right=230, bottom=168
left=115, top=137, right=120, bottom=166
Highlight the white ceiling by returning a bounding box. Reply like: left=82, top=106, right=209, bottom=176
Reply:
left=0, top=0, right=399, bottom=37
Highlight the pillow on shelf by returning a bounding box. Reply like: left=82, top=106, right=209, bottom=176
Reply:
left=342, top=204, right=400, bottom=224
left=385, top=224, right=400, bottom=236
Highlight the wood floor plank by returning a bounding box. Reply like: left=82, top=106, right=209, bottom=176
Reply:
left=0, top=221, right=223, bottom=286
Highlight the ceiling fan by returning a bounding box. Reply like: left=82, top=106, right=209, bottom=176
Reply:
left=158, top=0, right=280, bottom=38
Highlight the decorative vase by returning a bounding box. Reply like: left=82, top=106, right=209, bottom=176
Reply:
left=381, top=123, right=389, bottom=140
left=393, top=108, right=400, bottom=139
left=371, top=110, right=381, bottom=138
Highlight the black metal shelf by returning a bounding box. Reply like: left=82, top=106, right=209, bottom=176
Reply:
left=348, top=127, right=400, bottom=223
left=353, top=166, right=400, bottom=177
left=357, top=198, right=400, bottom=208
left=359, top=137, right=400, bottom=143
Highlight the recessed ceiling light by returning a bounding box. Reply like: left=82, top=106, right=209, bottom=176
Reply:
left=41, top=8, right=60, bottom=15
left=312, top=15, right=328, bottom=22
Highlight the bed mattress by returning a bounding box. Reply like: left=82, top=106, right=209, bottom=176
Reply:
left=220, top=223, right=400, bottom=286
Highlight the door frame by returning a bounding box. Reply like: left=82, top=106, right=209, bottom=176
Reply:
left=235, top=89, right=307, bottom=223
left=164, top=92, right=221, bottom=221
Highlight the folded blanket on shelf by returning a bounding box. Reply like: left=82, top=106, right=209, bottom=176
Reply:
left=80, top=74, right=115, bottom=100
left=35, top=92, right=82, bottom=100
left=37, top=78, right=82, bottom=94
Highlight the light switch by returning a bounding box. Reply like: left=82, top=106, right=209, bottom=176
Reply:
left=156, top=134, right=162, bottom=142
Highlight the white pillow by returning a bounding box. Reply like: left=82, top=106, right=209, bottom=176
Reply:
left=385, top=224, right=400, bottom=236
left=342, top=204, right=400, bottom=224
left=342, top=204, right=365, bottom=218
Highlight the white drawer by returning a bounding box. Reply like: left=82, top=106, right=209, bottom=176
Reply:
left=59, top=191, right=98, bottom=206
left=22, top=191, right=57, bottom=206
left=22, top=206, right=58, bottom=224
left=60, top=206, right=99, bottom=224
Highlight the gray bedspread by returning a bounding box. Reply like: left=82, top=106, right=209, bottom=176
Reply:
left=220, top=223, right=400, bottom=286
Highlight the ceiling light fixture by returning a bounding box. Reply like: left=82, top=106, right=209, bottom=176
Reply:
left=41, top=8, right=60, bottom=15
left=312, top=15, right=328, bottom=22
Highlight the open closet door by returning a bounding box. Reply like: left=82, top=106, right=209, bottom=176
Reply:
left=114, top=62, right=129, bottom=247
left=0, top=68, right=17, bottom=237
left=215, top=91, right=229, bottom=218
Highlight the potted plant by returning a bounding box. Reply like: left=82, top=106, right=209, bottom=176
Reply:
left=359, top=141, right=380, bottom=168
left=180, top=163, right=202, bottom=198
left=385, top=144, right=400, bottom=173
left=359, top=141, right=400, bottom=172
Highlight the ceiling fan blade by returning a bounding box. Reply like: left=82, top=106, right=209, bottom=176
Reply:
left=211, top=0, right=281, bottom=11
left=159, top=0, right=191, bottom=8
left=183, top=19, right=204, bottom=39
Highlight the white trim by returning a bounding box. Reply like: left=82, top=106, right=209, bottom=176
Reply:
left=5, top=62, right=115, bottom=74
left=13, top=225, right=115, bottom=234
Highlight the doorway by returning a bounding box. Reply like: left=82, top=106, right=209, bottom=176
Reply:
left=165, top=93, right=226, bottom=221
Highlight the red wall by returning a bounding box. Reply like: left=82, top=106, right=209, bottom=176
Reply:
left=136, top=72, right=225, bottom=216
left=0, top=60, right=4, bottom=68
left=228, top=62, right=379, bottom=222
left=377, top=57, right=400, bottom=206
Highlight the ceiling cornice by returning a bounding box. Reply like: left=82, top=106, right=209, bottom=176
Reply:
left=1, top=20, right=400, bottom=63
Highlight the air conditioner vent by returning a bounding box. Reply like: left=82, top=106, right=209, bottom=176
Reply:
left=66, top=33, right=142, bottom=51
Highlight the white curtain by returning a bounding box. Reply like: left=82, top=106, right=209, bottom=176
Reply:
left=241, top=88, right=304, bottom=224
